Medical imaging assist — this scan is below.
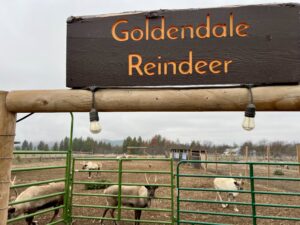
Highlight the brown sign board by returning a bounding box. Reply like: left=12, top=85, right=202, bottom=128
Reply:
left=66, top=3, right=300, bottom=88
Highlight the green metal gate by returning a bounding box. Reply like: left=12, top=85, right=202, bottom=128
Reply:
left=176, top=160, right=300, bottom=225
left=8, top=113, right=74, bottom=225
left=70, top=157, right=175, bottom=224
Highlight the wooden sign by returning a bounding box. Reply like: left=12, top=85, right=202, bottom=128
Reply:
left=66, top=3, right=300, bottom=88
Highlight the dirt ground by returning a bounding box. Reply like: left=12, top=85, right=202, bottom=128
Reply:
left=9, top=157, right=300, bottom=225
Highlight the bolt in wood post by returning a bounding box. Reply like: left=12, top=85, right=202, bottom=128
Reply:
left=0, top=91, right=16, bottom=225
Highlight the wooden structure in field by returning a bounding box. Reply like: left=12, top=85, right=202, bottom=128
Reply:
left=169, top=149, right=208, bottom=169
left=170, top=149, right=190, bottom=161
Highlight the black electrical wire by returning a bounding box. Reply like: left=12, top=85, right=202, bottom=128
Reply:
left=16, top=113, right=34, bottom=123
left=87, top=86, right=97, bottom=109
left=244, top=84, right=254, bottom=104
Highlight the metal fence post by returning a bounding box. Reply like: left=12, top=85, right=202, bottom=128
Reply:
left=176, top=161, right=181, bottom=225
left=69, top=158, right=76, bottom=222
left=170, top=158, right=175, bottom=224
left=63, top=112, right=74, bottom=224
left=117, top=159, right=123, bottom=222
left=249, top=163, right=257, bottom=225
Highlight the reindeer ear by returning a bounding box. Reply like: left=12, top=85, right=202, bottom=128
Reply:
left=144, top=185, right=151, bottom=190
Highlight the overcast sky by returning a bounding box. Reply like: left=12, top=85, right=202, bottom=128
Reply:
left=1, top=0, right=299, bottom=145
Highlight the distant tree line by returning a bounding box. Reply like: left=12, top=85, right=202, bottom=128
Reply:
left=15, top=136, right=298, bottom=157
left=16, top=137, right=120, bottom=154
left=122, top=134, right=189, bottom=155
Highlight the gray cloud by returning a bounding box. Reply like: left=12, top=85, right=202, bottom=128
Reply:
left=1, top=0, right=299, bottom=145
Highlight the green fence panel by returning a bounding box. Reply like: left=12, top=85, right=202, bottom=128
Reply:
left=176, top=160, right=300, bottom=225
left=8, top=112, right=74, bottom=225
left=71, top=157, right=175, bottom=224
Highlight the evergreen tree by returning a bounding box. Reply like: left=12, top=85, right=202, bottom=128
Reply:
left=59, top=140, right=64, bottom=151
left=21, top=140, right=29, bottom=150
left=37, top=141, right=46, bottom=150
left=52, top=142, right=58, bottom=151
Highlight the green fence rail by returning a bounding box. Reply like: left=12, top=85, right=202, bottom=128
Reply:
left=7, top=112, right=74, bottom=225
left=177, top=160, right=300, bottom=225
left=71, top=157, right=175, bottom=224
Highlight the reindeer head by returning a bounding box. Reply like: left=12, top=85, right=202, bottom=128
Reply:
left=234, top=173, right=244, bottom=190
left=82, top=164, right=88, bottom=170
left=7, top=207, right=18, bottom=219
left=81, top=161, right=88, bottom=170
left=144, top=174, right=159, bottom=199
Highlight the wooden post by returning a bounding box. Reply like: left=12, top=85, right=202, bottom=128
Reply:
left=0, top=91, right=16, bottom=225
left=205, top=150, right=208, bottom=172
left=297, top=145, right=300, bottom=175
left=229, top=153, right=233, bottom=175
left=244, top=146, right=249, bottom=176
left=266, top=145, right=271, bottom=187
left=215, top=150, right=218, bottom=174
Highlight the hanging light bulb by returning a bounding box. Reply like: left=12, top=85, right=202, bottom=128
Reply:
left=242, top=103, right=256, bottom=131
left=89, top=108, right=102, bottom=134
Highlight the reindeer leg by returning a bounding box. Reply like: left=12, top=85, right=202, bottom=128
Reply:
left=100, top=208, right=110, bottom=225
left=88, top=171, right=92, bottom=179
left=216, top=192, right=227, bottom=208
left=49, top=208, right=60, bottom=222
left=230, top=195, right=239, bottom=212
left=25, top=216, right=35, bottom=225
left=135, top=210, right=142, bottom=225
left=110, top=209, right=118, bottom=225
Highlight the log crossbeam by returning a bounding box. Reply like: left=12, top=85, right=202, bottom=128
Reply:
left=5, top=85, right=300, bottom=112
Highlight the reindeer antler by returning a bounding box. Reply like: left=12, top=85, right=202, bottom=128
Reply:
left=144, top=174, right=150, bottom=185
left=10, top=176, right=18, bottom=197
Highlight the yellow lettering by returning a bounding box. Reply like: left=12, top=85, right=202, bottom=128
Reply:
left=130, top=28, right=144, bottom=41
left=212, top=24, right=227, bottom=38
left=128, top=54, right=143, bottom=76
left=166, top=27, right=179, bottom=40
left=181, top=25, right=194, bottom=39
left=209, top=60, right=222, bottom=74
left=224, top=60, right=232, bottom=73
left=195, top=61, right=207, bottom=74
left=151, top=17, right=165, bottom=40
left=236, top=24, right=250, bottom=37
left=195, top=14, right=210, bottom=39
left=111, top=20, right=129, bottom=42
left=178, top=51, right=193, bottom=75
left=144, top=62, right=156, bottom=76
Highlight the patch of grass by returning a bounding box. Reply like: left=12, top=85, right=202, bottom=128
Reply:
left=85, top=179, right=111, bottom=190
left=273, top=169, right=284, bottom=176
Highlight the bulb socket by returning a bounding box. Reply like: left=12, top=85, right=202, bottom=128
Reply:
left=244, top=103, right=256, bottom=118
left=89, top=108, right=99, bottom=122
